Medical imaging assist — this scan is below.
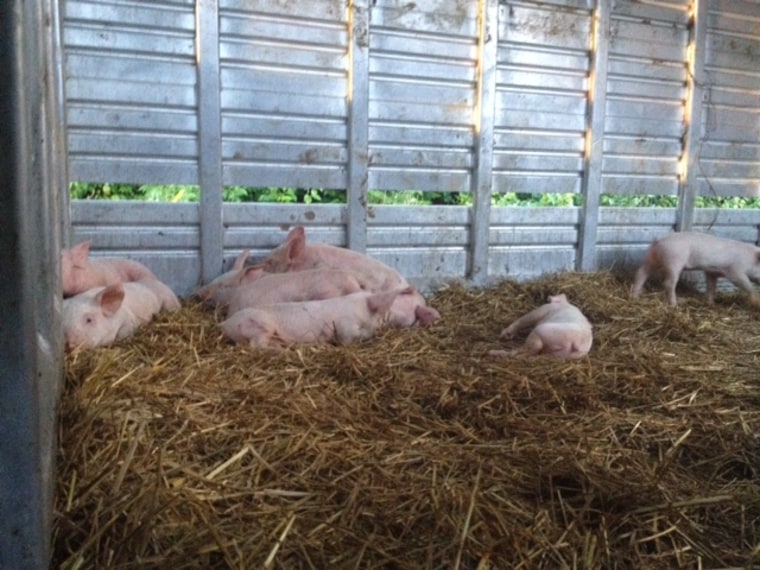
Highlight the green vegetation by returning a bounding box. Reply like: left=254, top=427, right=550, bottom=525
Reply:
left=69, top=182, right=760, bottom=208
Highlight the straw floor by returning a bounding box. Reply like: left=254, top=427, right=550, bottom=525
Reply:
left=54, top=271, right=760, bottom=569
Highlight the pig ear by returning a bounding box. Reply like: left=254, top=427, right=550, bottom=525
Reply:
left=232, top=250, right=250, bottom=270
left=71, top=240, right=92, bottom=266
left=367, top=290, right=398, bottom=315
left=238, top=266, right=264, bottom=284
left=97, top=284, right=125, bottom=316
left=287, top=227, right=306, bottom=262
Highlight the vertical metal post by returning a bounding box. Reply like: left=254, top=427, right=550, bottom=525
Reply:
left=197, top=0, right=224, bottom=282
left=577, top=0, right=610, bottom=271
left=676, top=0, right=707, bottom=232
left=0, top=0, right=65, bottom=567
left=468, top=0, right=498, bottom=285
left=347, top=0, right=370, bottom=252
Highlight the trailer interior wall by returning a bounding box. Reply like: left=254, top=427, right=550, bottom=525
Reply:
left=0, top=0, right=66, bottom=566
left=62, top=0, right=760, bottom=296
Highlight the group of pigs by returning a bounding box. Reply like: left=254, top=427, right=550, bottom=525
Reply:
left=61, top=228, right=760, bottom=359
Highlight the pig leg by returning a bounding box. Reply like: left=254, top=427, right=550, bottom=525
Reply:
left=662, top=266, right=683, bottom=306
left=630, top=264, right=652, bottom=299
left=722, top=269, right=760, bottom=307
left=499, top=304, right=553, bottom=339
left=522, top=325, right=588, bottom=359
left=704, top=272, right=720, bottom=304
left=485, top=332, right=552, bottom=360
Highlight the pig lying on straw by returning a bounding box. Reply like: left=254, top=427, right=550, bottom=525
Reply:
left=487, top=293, right=592, bottom=360
left=61, top=240, right=158, bottom=297
left=63, top=279, right=180, bottom=349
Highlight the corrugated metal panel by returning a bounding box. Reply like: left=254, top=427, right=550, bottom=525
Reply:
left=71, top=202, right=201, bottom=294
left=488, top=207, right=579, bottom=280
left=64, top=0, right=199, bottom=183
left=219, top=0, right=349, bottom=189
left=368, top=0, right=479, bottom=192
left=697, top=0, right=760, bottom=197
left=62, top=0, right=760, bottom=292
left=493, top=1, right=592, bottom=195
left=602, top=0, right=690, bottom=196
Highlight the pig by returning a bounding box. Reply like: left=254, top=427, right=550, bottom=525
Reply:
left=387, top=287, right=441, bottom=328
left=225, top=267, right=367, bottom=315
left=63, top=278, right=180, bottom=350
left=257, top=226, right=441, bottom=324
left=219, top=288, right=407, bottom=349
left=193, top=249, right=251, bottom=305
left=630, top=232, right=760, bottom=307
left=257, top=226, right=409, bottom=291
left=486, top=294, right=592, bottom=360
left=61, top=240, right=158, bottom=297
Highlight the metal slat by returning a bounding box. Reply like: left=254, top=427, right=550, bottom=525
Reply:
left=197, top=0, right=223, bottom=285
left=348, top=0, right=370, bottom=252
left=469, top=0, right=497, bottom=285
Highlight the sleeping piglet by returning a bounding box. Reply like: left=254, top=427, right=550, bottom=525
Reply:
left=61, top=240, right=158, bottom=297
left=219, top=288, right=407, bottom=349
left=63, top=278, right=180, bottom=349
left=225, top=266, right=367, bottom=315
left=487, top=293, right=592, bottom=360
left=257, top=226, right=409, bottom=291
left=193, top=249, right=251, bottom=306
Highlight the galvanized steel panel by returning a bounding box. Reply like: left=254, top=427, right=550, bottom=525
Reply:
left=218, top=0, right=348, bottom=190
left=697, top=0, right=760, bottom=197
left=493, top=1, right=591, bottom=196
left=368, top=0, right=478, bottom=193
left=601, top=1, right=690, bottom=197
left=60, top=0, right=760, bottom=291
left=64, top=0, right=199, bottom=184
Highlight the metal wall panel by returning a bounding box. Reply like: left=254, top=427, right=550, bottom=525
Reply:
left=697, top=0, right=760, bottom=197
left=64, top=0, right=199, bottom=184
left=219, top=0, right=349, bottom=189
left=493, top=1, right=592, bottom=195
left=62, top=0, right=760, bottom=294
left=602, top=0, right=690, bottom=196
left=368, top=0, right=479, bottom=192
left=71, top=202, right=201, bottom=295
left=1, top=0, right=66, bottom=565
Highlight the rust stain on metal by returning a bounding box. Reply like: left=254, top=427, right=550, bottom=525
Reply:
left=300, top=149, right=318, bottom=164
left=304, top=210, right=316, bottom=221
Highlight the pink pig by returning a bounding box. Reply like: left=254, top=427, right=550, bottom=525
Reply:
left=193, top=250, right=251, bottom=305
left=387, top=287, right=441, bottom=328
left=219, top=288, right=406, bottom=349
left=631, top=232, right=760, bottom=307
left=63, top=278, right=180, bottom=349
left=257, top=226, right=409, bottom=291
left=226, top=267, right=367, bottom=315
left=61, top=240, right=158, bottom=297
left=487, top=294, right=592, bottom=360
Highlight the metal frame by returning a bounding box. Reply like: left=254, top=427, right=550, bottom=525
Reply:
left=676, top=0, right=708, bottom=232
left=0, top=0, right=66, bottom=566
left=577, top=0, right=610, bottom=271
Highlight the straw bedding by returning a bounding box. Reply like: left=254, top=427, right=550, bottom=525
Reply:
left=54, top=271, right=760, bottom=569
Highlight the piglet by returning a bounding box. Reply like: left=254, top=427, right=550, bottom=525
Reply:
left=63, top=278, right=180, bottom=350
left=61, top=240, right=158, bottom=297
left=387, top=287, right=441, bottom=328
left=219, top=288, right=406, bottom=349
left=193, top=249, right=251, bottom=306
left=486, top=294, right=592, bottom=360
left=257, top=226, right=409, bottom=291
left=631, top=232, right=760, bottom=307
left=226, top=267, right=366, bottom=315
